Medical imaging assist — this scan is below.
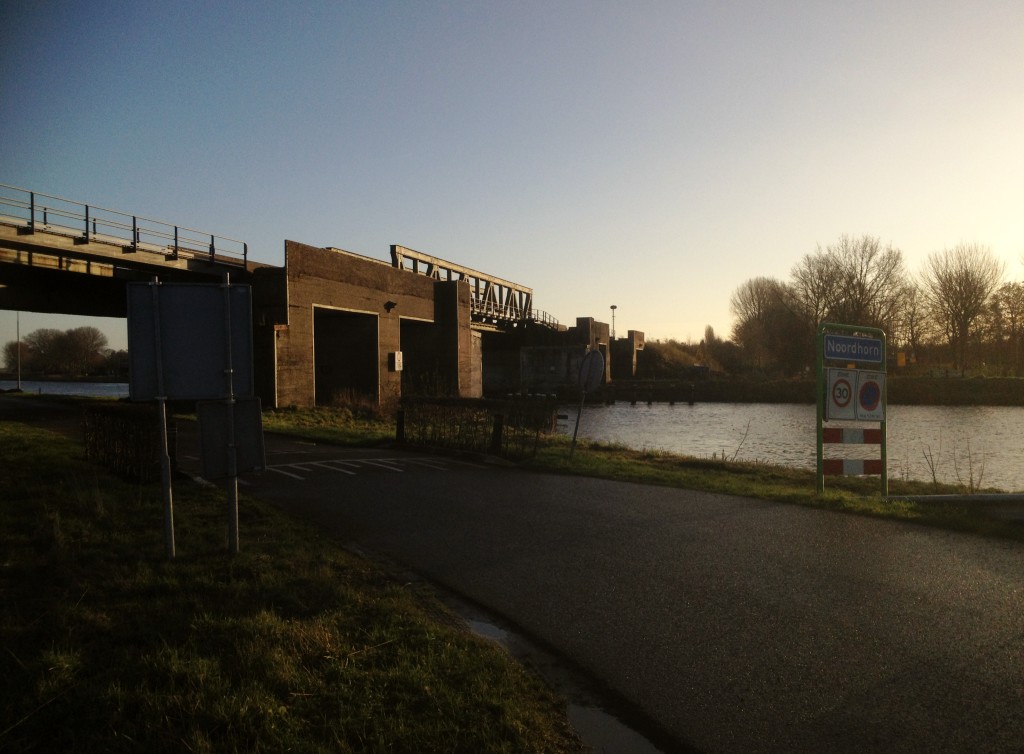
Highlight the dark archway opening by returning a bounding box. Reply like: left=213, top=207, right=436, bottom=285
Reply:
left=314, top=307, right=378, bottom=406
left=400, top=319, right=451, bottom=396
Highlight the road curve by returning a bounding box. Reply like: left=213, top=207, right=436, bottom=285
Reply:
left=222, top=437, right=1024, bottom=753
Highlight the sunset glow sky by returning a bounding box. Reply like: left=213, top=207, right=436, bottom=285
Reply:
left=2, top=1, right=1022, bottom=351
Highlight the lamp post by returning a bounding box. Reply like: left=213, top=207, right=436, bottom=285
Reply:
left=610, top=304, right=617, bottom=341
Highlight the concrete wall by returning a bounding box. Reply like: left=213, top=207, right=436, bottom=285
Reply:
left=519, top=345, right=587, bottom=394
left=569, top=317, right=612, bottom=383
left=610, top=329, right=645, bottom=380
left=253, top=240, right=479, bottom=408
left=493, top=319, right=646, bottom=394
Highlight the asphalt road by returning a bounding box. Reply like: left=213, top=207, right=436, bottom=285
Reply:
left=167, top=429, right=1024, bottom=754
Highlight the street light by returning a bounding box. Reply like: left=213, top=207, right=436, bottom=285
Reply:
left=610, top=304, right=617, bottom=340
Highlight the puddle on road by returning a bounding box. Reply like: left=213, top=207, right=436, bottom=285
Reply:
left=466, top=619, right=511, bottom=644
left=567, top=704, right=665, bottom=754
left=465, top=618, right=665, bottom=754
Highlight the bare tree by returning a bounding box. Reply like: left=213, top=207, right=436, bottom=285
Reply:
left=730, top=277, right=785, bottom=370
left=62, top=326, right=108, bottom=376
left=730, top=277, right=809, bottom=373
left=918, top=243, right=1004, bottom=372
left=790, top=235, right=908, bottom=332
left=789, top=252, right=834, bottom=326
left=888, top=283, right=937, bottom=360
left=14, top=326, right=109, bottom=376
left=985, top=281, right=1024, bottom=375
left=2, top=340, right=28, bottom=373
left=22, top=328, right=64, bottom=373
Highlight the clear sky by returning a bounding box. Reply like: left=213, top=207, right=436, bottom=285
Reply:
left=2, top=0, right=1022, bottom=353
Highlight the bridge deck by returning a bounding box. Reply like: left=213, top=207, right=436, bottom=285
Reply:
left=0, top=183, right=248, bottom=268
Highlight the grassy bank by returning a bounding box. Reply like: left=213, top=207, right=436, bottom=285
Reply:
left=261, top=406, right=1024, bottom=543
left=0, top=421, right=583, bottom=753
left=527, top=437, right=1024, bottom=541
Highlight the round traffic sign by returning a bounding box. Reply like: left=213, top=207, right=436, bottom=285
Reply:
left=831, top=378, right=852, bottom=408
left=578, top=349, right=605, bottom=392
left=859, top=379, right=881, bottom=412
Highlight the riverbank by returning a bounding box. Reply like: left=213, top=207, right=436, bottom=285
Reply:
left=256, top=405, right=1024, bottom=541
left=0, top=373, right=127, bottom=384
left=600, top=375, right=1024, bottom=406
left=2, top=373, right=1021, bottom=406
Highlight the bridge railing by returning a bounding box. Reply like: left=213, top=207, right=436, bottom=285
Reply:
left=469, top=300, right=559, bottom=328
left=0, top=183, right=248, bottom=265
left=528, top=309, right=560, bottom=329
left=393, top=244, right=559, bottom=328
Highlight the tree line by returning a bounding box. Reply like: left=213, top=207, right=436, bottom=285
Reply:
left=3, top=326, right=128, bottom=378
left=727, top=235, right=1020, bottom=377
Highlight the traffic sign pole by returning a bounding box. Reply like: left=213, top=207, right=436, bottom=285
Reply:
left=816, top=323, right=888, bottom=495
left=570, top=348, right=605, bottom=460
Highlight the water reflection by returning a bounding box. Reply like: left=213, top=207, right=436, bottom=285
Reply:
left=560, top=403, right=1024, bottom=492
left=0, top=380, right=129, bottom=398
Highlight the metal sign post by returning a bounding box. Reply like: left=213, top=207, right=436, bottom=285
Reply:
left=16, top=311, right=21, bottom=391
left=149, top=279, right=175, bottom=559
left=222, top=272, right=239, bottom=553
left=570, top=348, right=605, bottom=459
left=816, top=323, right=887, bottom=495
left=222, top=273, right=240, bottom=555
left=157, top=398, right=176, bottom=559
left=128, top=279, right=260, bottom=557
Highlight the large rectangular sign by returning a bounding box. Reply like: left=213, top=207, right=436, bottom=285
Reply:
left=197, top=398, right=266, bottom=479
left=128, top=282, right=254, bottom=401
left=823, top=334, right=883, bottom=364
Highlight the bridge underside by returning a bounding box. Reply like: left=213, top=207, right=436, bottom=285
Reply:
left=0, top=223, right=252, bottom=318
left=0, top=260, right=128, bottom=317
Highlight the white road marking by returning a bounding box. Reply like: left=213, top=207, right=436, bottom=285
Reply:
left=310, top=461, right=356, bottom=475
left=359, top=460, right=405, bottom=471
left=257, top=455, right=473, bottom=481
left=268, top=466, right=306, bottom=480
left=406, top=458, right=448, bottom=470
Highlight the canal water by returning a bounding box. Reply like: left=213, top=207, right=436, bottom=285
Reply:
left=6, top=381, right=1021, bottom=492
left=0, top=380, right=130, bottom=398
left=560, top=402, right=1024, bottom=493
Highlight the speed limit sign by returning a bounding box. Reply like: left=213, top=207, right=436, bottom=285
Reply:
left=827, top=368, right=857, bottom=420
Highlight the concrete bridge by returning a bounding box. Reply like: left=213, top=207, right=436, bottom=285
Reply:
left=0, top=183, right=253, bottom=317
left=1, top=184, right=641, bottom=407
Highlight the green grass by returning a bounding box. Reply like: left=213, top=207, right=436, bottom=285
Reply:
left=525, top=435, right=1024, bottom=540
left=260, top=405, right=1024, bottom=542
left=6, top=398, right=1019, bottom=751
left=261, top=405, right=393, bottom=446
left=0, top=421, right=583, bottom=753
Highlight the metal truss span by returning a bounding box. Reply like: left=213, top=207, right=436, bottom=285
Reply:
left=391, top=244, right=557, bottom=327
